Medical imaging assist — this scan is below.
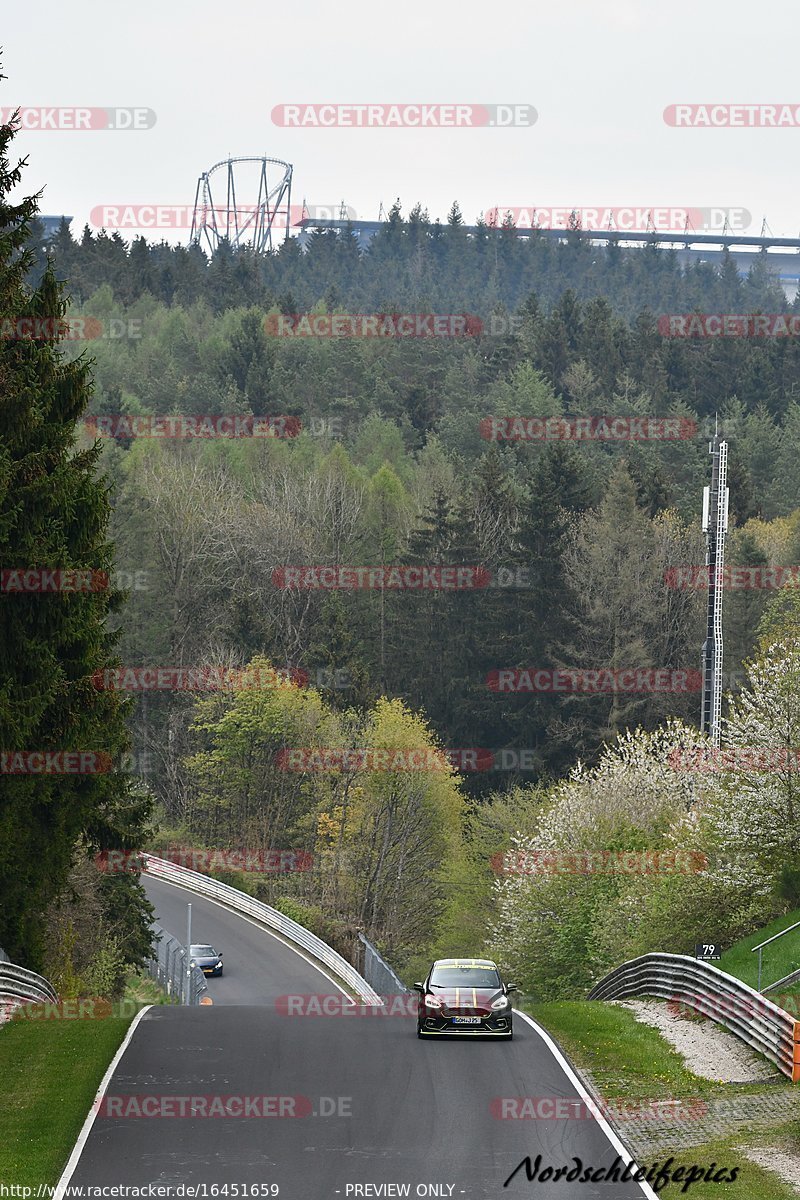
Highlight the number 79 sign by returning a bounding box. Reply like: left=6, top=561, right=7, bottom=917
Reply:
left=695, top=943, right=721, bottom=960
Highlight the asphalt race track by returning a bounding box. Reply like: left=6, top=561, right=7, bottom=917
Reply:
left=62, top=875, right=657, bottom=1198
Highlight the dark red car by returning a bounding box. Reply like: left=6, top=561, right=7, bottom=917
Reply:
left=414, top=958, right=515, bottom=1039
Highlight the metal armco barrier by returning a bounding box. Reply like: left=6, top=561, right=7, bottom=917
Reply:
left=358, top=931, right=408, bottom=996
left=144, top=854, right=381, bottom=1004
left=148, top=922, right=208, bottom=1004
left=764, top=966, right=800, bottom=995
left=0, top=959, right=58, bottom=1026
left=588, top=952, right=800, bottom=1081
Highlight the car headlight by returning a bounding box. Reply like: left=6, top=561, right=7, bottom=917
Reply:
left=490, top=996, right=511, bottom=1010
left=424, top=995, right=442, bottom=1009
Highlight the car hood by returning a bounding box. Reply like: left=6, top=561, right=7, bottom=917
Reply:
left=429, top=987, right=505, bottom=1011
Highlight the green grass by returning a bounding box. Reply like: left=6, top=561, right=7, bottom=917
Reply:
left=522, top=1000, right=800, bottom=1197
left=124, top=970, right=177, bottom=1007
left=0, top=1011, right=135, bottom=1186
left=720, top=908, right=800, bottom=995
left=527, top=1001, right=775, bottom=1099
left=646, top=1134, right=800, bottom=1198
left=0, top=970, right=174, bottom=1184
left=0, top=969, right=166, bottom=1185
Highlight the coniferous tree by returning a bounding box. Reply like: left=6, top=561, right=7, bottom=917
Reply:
left=0, top=85, right=153, bottom=966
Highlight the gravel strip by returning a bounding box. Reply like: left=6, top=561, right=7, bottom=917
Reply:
left=739, top=1146, right=800, bottom=1194
left=588, top=999, right=799, bottom=1159
left=615, top=998, right=777, bottom=1082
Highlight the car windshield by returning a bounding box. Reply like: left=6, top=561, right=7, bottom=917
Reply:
left=191, top=946, right=217, bottom=956
left=429, top=965, right=500, bottom=988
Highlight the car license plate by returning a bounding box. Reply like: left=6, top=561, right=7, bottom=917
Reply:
left=452, top=1016, right=481, bottom=1025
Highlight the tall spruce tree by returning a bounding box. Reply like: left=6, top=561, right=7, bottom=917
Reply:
left=0, top=89, right=152, bottom=966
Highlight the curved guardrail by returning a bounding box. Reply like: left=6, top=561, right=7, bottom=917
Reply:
left=143, top=854, right=381, bottom=1004
left=588, top=952, right=800, bottom=1081
left=0, top=960, right=58, bottom=1025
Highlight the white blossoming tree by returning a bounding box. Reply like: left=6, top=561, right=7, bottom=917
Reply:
left=702, top=583, right=800, bottom=888
left=488, top=586, right=800, bottom=1000
left=488, top=720, right=713, bottom=998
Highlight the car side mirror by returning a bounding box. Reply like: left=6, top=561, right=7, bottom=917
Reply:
left=505, top=984, right=517, bottom=993
left=413, top=982, right=424, bottom=992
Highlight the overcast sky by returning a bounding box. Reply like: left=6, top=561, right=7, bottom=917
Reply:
left=3, top=1, right=798, bottom=243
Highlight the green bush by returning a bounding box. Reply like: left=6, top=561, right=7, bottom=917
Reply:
left=592, top=868, right=781, bottom=972
left=273, top=896, right=310, bottom=926
left=776, top=865, right=800, bottom=908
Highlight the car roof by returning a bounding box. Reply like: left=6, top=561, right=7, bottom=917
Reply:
left=432, top=958, right=498, bottom=968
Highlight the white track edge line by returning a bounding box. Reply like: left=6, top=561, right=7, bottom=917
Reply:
left=513, top=1009, right=659, bottom=1199
left=54, top=875, right=370, bottom=1192
left=148, top=873, right=372, bottom=1005
left=54, top=1003, right=153, bottom=1200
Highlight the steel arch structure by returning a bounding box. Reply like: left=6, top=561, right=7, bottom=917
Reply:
left=190, top=156, right=293, bottom=254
